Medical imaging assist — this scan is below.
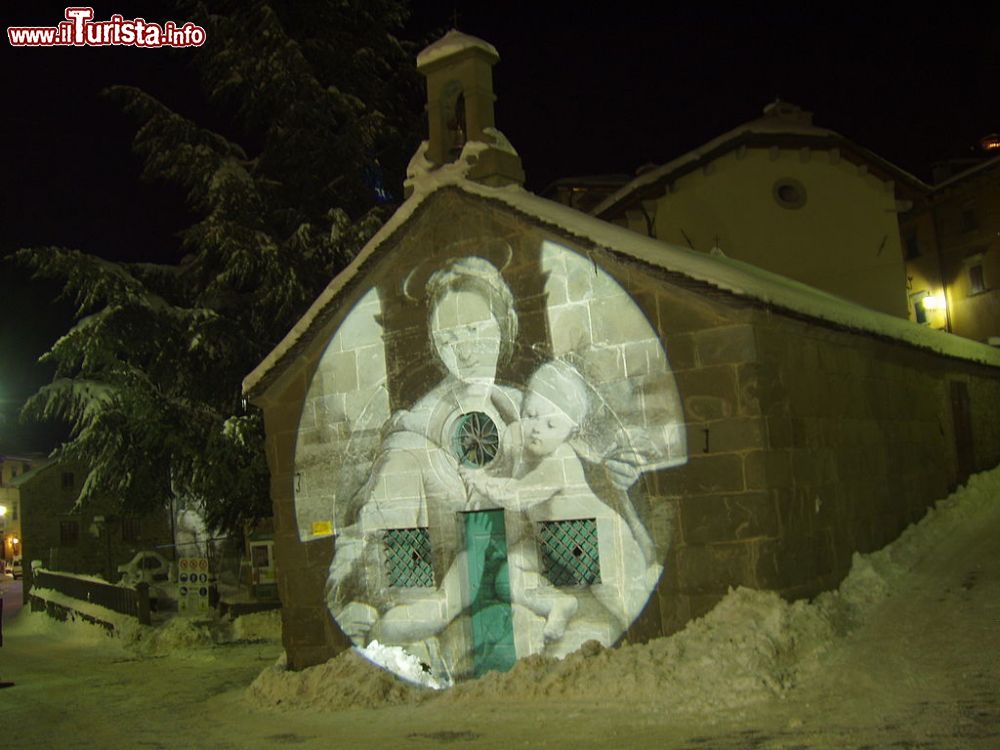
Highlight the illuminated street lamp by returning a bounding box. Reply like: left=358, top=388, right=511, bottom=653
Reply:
left=922, top=294, right=947, bottom=311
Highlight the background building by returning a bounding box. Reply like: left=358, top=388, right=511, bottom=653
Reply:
left=901, top=154, right=1000, bottom=344
left=0, top=453, right=42, bottom=565
left=15, top=459, right=173, bottom=591
left=587, top=101, right=927, bottom=319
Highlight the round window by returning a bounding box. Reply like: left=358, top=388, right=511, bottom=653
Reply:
left=452, top=412, right=499, bottom=467
left=772, top=178, right=807, bottom=209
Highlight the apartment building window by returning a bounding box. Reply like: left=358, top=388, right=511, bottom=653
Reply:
left=969, top=263, right=987, bottom=295
left=11, top=500, right=17, bottom=521
left=961, top=207, right=978, bottom=233
left=910, top=292, right=929, bottom=325
left=60, top=519, right=80, bottom=546
left=121, top=516, right=141, bottom=543
left=62, top=472, right=74, bottom=490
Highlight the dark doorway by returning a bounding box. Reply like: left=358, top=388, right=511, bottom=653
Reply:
left=950, top=380, right=974, bottom=485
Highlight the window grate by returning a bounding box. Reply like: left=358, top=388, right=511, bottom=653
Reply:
left=383, top=527, right=434, bottom=588
left=539, top=518, right=601, bottom=587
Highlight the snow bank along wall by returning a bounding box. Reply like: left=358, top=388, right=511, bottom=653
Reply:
left=247, top=188, right=1000, bottom=678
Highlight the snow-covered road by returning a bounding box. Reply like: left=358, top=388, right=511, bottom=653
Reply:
left=1, top=468, right=999, bottom=749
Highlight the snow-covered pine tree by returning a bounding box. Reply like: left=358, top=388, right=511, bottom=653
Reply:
left=13, top=0, right=423, bottom=537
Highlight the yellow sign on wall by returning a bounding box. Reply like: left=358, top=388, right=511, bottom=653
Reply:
left=310, top=520, right=334, bottom=537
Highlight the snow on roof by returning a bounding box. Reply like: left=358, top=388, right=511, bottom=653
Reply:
left=243, top=140, right=1000, bottom=398
left=932, top=153, right=1000, bottom=190
left=591, top=102, right=930, bottom=217
left=416, top=29, right=498, bottom=69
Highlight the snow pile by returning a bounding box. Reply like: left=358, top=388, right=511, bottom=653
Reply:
left=247, top=650, right=423, bottom=711
left=435, top=592, right=833, bottom=712
left=358, top=640, right=448, bottom=690
left=230, top=609, right=282, bottom=642
left=28, top=586, right=145, bottom=642
left=124, top=615, right=219, bottom=656
left=7, top=599, right=132, bottom=649
left=437, top=467, right=1000, bottom=711
left=244, top=465, right=999, bottom=714
left=28, top=584, right=281, bottom=653
left=127, top=611, right=283, bottom=654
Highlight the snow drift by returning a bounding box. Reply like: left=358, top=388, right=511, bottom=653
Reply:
left=247, top=465, right=999, bottom=713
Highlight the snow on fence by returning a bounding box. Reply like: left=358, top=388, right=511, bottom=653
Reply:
left=30, top=568, right=151, bottom=627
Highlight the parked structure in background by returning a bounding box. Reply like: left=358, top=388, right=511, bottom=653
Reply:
left=0, top=453, right=43, bottom=568
left=585, top=101, right=925, bottom=319
left=900, top=149, right=1000, bottom=345
left=14, top=459, right=173, bottom=594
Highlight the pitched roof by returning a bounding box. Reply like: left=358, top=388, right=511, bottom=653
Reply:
left=932, top=153, right=1000, bottom=190
left=591, top=101, right=931, bottom=218
left=243, top=140, right=1000, bottom=399
left=416, top=29, right=499, bottom=69
left=8, top=459, right=54, bottom=488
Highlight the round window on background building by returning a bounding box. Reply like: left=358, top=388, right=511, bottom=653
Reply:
left=772, top=178, right=807, bottom=209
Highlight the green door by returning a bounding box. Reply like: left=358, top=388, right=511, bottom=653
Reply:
left=464, top=510, right=516, bottom=677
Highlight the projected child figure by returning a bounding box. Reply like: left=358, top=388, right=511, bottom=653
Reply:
left=461, top=359, right=660, bottom=642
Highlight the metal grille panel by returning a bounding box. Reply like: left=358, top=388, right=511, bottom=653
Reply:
left=453, top=411, right=500, bottom=467
left=383, top=528, right=434, bottom=587
left=539, top=519, right=601, bottom=587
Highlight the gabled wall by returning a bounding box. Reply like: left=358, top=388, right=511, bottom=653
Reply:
left=255, top=188, right=1000, bottom=676
left=644, top=147, right=908, bottom=318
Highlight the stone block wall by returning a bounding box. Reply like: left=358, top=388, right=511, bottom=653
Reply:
left=629, top=278, right=1000, bottom=636
left=255, top=188, right=1000, bottom=670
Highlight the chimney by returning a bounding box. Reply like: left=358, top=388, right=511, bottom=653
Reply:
left=415, top=30, right=525, bottom=188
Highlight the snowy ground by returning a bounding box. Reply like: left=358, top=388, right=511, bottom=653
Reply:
left=2, top=466, right=999, bottom=749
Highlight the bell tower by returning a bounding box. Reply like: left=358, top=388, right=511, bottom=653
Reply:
left=415, top=30, right=525, bottom=187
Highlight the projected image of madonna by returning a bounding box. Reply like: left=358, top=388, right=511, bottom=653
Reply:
left=327, top=256, right=524, bottom=674
left=325, top=249, right=685, bottom=682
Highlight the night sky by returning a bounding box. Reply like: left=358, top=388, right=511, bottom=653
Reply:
left=2, top=1, right=998, bottom=453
